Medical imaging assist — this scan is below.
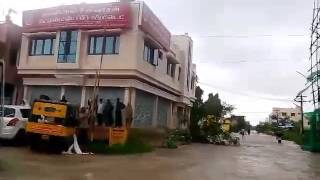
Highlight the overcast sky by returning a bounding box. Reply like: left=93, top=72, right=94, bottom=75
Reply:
left=0, top=0, right=315, bottom=125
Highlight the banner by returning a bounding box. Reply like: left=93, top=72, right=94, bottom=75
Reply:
left=109, top=127, right=128, bottom=146
left=23, top=3, right=131, bottom=32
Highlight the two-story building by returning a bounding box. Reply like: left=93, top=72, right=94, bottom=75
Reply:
left=0, top=17, right=23, bottom=105
left=18, top=1, right=196, bottom=129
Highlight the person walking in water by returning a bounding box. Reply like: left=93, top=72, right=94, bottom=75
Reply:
left=240, top=129, right=245, bottom=140
left=103, top=99, right=114, bottom=127
left=115, top=98, right=125, bottom=127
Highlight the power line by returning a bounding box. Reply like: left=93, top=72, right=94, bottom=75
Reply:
left=198, top=82, right=293, bottom=102
left=195, top=58, right=306, bottom=64
left=198, top=34, right=308, bottom=38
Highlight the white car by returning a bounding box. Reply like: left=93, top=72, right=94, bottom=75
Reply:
left=0, top=105, right=31, bottom=141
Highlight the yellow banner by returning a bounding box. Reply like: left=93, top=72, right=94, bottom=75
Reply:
left=26, top=122, right=74, bottom=137
left=109, top=128, right=128, bottom=146
left=32, top=101, right=67, bottom=118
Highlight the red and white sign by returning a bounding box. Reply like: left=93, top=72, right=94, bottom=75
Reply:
left=23, top=3, right=131, bottom=32
left=140, top=3, right=171, bottom=51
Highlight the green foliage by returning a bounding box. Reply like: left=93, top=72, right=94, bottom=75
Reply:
left=190, top=86, right=206, bottom=142
left=204, top=93, right=223, bottom=118
left=190, top=86, right=235, bottom=142
left=222, top=102, right=235, bottom=116
left=256, top=121, right=304, bottom=145
left=283, top=130, right=304, bottom=145
left=88, top=131, right=153, bottom=154
left=164, top=129, right=192, bottom=149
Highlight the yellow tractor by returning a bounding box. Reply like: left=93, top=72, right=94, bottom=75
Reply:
left=26, top=99, right=79, bottom=153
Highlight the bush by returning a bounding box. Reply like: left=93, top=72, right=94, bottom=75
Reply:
left=282, top=130, right=304, bottom=145
left=164, top=129, right=192, bottom=149
left=88, top=129, right=154, bottom=155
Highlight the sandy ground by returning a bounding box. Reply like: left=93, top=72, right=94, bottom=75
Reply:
left=0, top=133, right=320, bottom=180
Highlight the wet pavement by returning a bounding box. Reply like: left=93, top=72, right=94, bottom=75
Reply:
left=1, top=133, right=320, bottom=180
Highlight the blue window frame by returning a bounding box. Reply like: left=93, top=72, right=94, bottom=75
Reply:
left=88, top=35, right=120, bottom=55
left=29, top=37, right=55, bottom=56
left=58, top=30, right=78, bottom=63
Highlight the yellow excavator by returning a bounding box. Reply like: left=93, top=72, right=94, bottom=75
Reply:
left=26, top=99, right=78, bottom=153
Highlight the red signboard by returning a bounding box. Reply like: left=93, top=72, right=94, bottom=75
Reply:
left=140, top=2, right=171, bottom=51
left=23, top=3, right=131, bottom=32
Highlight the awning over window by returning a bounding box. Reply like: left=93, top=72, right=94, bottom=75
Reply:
left=166, top=51, right=179, bottom=64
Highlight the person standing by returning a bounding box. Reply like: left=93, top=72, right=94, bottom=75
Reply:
left=97, top=99, right=104, bottom=126
left=115, top=98, right=125, bottom=127
left=240, top=129, right=245, bottom=140
left=77, top=107, right=89, bottom=151
left=103, top=99, right=114, bottom=127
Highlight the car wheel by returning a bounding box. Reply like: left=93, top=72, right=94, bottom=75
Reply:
left=14, top=130, right=27, bottom=146
left=28, top=133, right=41, bottom=151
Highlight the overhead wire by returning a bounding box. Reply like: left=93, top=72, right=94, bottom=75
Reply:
left=198, top=82, right=294, bottom=102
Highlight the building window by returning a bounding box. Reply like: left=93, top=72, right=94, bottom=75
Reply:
left=29, top=37, right=55, bottom=56
left=58, top=30, right=78, bottom=63
left=281, top=112, right=287, bottom=117
left=171, top=64, right=176, bottom=78
left=166, top=62, right=175, bottom=78
left=167, top=63, right=171, bottom=75
left=158, top=51, right=163, bottom=60
left=178, top=67, right=181, bottom=80
left=143, top=42, right=158, bottom=66
left=291, top=113, right=295, bottom=117
left=88, top=35, right=120, bottom=55
left=191, top=72, right=196, bottom=90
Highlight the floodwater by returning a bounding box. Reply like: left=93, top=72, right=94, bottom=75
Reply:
left=1, top=134, right=320, bottom=180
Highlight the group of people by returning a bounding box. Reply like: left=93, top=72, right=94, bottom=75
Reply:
left=71, top=97, right=126, bottom=154
left=97, top=98, right=125, bottom=127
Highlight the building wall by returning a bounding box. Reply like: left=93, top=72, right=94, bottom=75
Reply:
left=0, top=22, right=22, bottom=104
left=271, top=107, right=302, bottom=122
left=18, top=1, right=196, bottom=129
left=134, top=90, right=156, bottom=127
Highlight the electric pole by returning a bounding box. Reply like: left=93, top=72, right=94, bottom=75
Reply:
left=294, top=95, right=307, bottom=134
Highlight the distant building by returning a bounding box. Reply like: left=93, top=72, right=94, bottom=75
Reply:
left=270, top=107, right=302, bottom=122
left=18, top=1, right=196, bottom=129
left=270, top=107, right=311, bottom=129
left=0, top=19, right=23, bottom=104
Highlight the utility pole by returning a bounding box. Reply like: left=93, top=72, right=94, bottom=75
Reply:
left=294, top=95, right=307, bottom=134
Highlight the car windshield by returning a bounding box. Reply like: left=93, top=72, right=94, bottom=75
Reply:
left=0, top=107, right=16, bottom=117
left=20, top=109, right=30, bottom=118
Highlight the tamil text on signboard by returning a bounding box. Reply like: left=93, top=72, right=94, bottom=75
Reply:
left=109, top=128, right=128, bottom=146
left=23, top=3, right=131, bottom=32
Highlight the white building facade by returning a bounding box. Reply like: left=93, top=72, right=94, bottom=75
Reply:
left=18, top=1, right=196, bottom=129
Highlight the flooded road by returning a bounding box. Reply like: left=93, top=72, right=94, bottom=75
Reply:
left=1, top=133, right=320, bottom=180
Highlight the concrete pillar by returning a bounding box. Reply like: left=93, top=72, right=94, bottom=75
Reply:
left=80, top=86, right=86, bottom=107
left=23, top=85, right=30, bottom=105
left=130, top=88, right=137, bottom=127
left=167, top=102, right=173, bottom=129
left=124, top=87, right=130, bottom=106
left=12, top=85, right=17, bottom=105
left=60, top=86, right=66, bottom=100
left=152, top=96, right=159, bottom=127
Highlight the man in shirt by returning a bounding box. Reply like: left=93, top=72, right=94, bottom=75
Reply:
left=97, top=98, right=104, bottom=126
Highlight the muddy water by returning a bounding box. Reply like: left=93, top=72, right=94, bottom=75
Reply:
left=0, top=134, right=320, bottom=180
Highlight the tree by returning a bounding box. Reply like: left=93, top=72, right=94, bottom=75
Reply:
left=190, top=86, right=205, bottom=141
left=195, top=86, right=203, bottom=103
left=204, top=93, right=223, bottom=118
left=222, top=102, right=235, bottom=116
